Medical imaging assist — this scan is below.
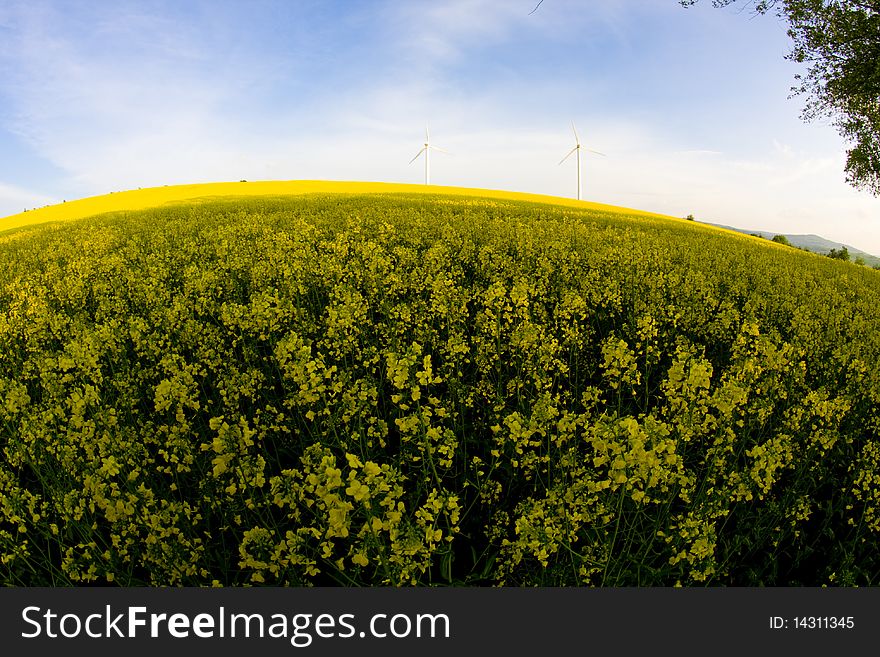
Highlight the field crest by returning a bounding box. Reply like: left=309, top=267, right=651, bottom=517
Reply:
left=1, top=180, right=682, bottom=232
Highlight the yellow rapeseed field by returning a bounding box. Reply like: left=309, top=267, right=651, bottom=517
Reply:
left=1, top=188, right=877, bottom=586
left=2, top=179, right=738, bottom=235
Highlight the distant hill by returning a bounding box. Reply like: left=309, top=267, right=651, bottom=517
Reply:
left=707, top=223, right=880, bottom=267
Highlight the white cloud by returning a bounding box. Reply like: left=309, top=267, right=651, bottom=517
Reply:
left=0, top=181, right=57, bottom=213
left=389, top=0, right=527, bottom=63
left=0, top=1, right=290, bottom=193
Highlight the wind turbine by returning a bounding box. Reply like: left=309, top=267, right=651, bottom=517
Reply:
left=409, top=126, right=449, bottom=185
left=559, top=122, right=605, bottom=200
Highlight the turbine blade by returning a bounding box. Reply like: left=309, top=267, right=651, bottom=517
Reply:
left=571, top=121, right=580, bottom=145
left=588, top=149, right=606, bottom=157
left=409, top=147, right=426, bottom=164
left=426, top=125, right=430, bottom=143
left=559, top=146, right=577, bottom=165
left=431, top=145, right=450, bottom=154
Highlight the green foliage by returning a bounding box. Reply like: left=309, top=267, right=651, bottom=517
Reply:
left=1, top=194, right=880, bottom=586
left=771, top=234, right=791, bottom=246
left=827, top=246, right=851, bottom=261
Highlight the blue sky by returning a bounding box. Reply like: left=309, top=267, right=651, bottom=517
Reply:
left=1, top=0, right=879, bottom=254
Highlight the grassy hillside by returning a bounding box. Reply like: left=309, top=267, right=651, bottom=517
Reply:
left=1, top=190, right=879, bottom=586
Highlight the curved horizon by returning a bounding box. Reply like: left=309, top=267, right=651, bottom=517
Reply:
left=1, top=179, right=681, bottom=232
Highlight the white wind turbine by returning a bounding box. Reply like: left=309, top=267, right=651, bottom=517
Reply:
left=559, top=121, right=605, bottom=200
left=409, top=126, right=449, bottom=185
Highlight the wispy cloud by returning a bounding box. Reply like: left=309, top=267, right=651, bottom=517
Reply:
left=387, top=0, right=528, bottom=64
left=0, top=181, right=56, bottom=212
left=0, top=1, right=316, bottom=192
left=673, top=149, right=723, bottom=157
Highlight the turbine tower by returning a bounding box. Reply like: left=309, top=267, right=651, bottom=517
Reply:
left=409, top=126, right=448, bottom=185
left=559, top=121, right=605, bottom=200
